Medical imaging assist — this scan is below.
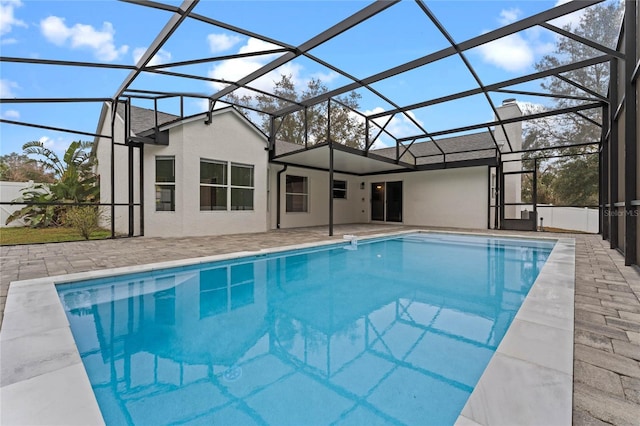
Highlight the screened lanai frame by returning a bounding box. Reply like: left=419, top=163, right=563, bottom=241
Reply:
left=0, top=0, right=637, bottom=261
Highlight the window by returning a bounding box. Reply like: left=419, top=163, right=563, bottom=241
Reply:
left=200, top=160, right=254, bottom=211
left=200, top=160, right=227, bottom=211
left=231, top=163, right=254, bottom=210
left=286, top=175, right=308, bottom=212
left=155, top=156, right=175, bottom=211
left=199, top=264, right=254, bottom=319
left=333, top=180, right=347, bottom=199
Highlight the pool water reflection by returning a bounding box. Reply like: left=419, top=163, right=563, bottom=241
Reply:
left=58, top=233, right=554, bottom=425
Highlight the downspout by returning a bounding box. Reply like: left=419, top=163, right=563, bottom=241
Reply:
left=276, top=165, right=288, bottom=229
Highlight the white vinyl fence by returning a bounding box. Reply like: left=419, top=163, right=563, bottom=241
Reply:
left=536, top=205, right=598, bottom=233
left=0, top=181, right=46, bottom=227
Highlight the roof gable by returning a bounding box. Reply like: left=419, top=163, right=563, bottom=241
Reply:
left=115, top=104, right=180, bottom=136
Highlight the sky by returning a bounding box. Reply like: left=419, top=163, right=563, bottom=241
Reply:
left=0, top=0, right=610, bottom=158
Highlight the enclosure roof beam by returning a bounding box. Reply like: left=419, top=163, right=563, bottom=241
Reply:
left=368, top=55, right=610, bottom=120
left=396, top=101, right=604, bottom=142
left=553, top=74, right=609, bottom=102
left=143, top=48, right=292, bottom=70
left=0, top=118, right=111, bottom=139
left=0, top=97, right=112, bottom=104
left=273, top=0, right=603, bottom=117
left=539, top=22, right=625, bottom=60
left=208, top=0, right=399, bottom=102
left=574, top=111, right=602, bottom=128
left=0, top=56, right=136, bottom=70
left=120, top=0, right=295, bottom=50
left=113, top=0, right=199, bottom=100
left=302, top=50, right=445, bottom=156
left=124, top=88, right=211, bottom=99
left=416, top=0, right=513, bottom=152
left=137, top=68, right=304, bottom=110
left=492, top=88, right=601, bottom=103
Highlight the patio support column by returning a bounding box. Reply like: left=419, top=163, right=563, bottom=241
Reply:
left=126, top=101, right=134, bottom=237
left=110, top=100, right=116, bottom=238
left=487, top=166, right=491, bottom=229
left=601, top=104, right=609, bottom=240
left=532, top=158, right=538, bottom=218
left=498, top=162, right=505, bottom=229
left=610, top=59, right=619, bottom=250
left=139, top=143, right=145, bottom=237
left=624, top=0, right=637, bottom=266
left=328, top=100, right=334, bottom=237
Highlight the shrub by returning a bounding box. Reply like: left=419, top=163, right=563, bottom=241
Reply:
left=64, top=206, right=104, bottom=240
left=5, top=140, right=99, bottom=228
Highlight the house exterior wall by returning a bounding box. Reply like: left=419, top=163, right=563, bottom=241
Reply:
left=97, top=106, right=514, bottom=237
left=495, top=101, right=523, bottom=220
left=269, top=165, right=367, bottom=229
left=97, top=108, right=269, bottom=237
left=142, top=112, right=269, bottom=237
left=267, top=166, right=488, bottom=230
left=363, top=166, right=489, bottom=229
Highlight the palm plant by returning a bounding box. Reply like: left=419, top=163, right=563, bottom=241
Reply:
left=6, top=140, right=99, bottom=227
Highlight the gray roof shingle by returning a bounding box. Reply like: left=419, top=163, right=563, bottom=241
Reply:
left=372, top=131, right=497, bottom=164
left=116, top=104, right=180, bottom=136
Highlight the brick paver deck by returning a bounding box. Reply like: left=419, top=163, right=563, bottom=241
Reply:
left=1, top=225, right=639, bottom=425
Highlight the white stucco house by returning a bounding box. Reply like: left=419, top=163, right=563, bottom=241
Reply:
left=95, top=100, right=522, bottom=237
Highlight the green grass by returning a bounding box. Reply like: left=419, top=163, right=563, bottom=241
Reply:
left=0, top=226, right=111, bottom=245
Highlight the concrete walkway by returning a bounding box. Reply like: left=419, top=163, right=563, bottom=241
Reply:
left=1, top=225, right=639, bottom=425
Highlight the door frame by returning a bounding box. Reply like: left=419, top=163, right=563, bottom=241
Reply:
left=370, top=180, right=403, bottom=223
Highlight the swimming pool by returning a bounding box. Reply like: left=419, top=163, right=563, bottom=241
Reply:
left=56, top=232, right=556, bottom=425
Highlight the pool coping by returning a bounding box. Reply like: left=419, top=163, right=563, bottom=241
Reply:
left=0, top=230, right=574, bottom=426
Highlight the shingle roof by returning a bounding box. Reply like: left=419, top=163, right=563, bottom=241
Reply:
left=116, top=104, right=180, bottom=136
left=372, top=131, right=497, bottom=164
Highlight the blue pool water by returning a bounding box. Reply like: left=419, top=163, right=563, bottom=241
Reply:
left=58, top=233, right=555, bottom=426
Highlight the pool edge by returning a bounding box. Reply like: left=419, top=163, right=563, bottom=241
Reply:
left=455, top=237, right=575, bottom=426
left=0, top=230, right=574, bottom=426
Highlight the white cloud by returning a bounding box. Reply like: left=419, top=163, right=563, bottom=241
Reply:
left=38, top=135, right=69, bottom=158
left=40, top=16, right=129, bottom=61
left=475, top=5, right=571, bottom=73
left=499, top=8, right=522, bottom=25
left=0, top=78, right=19, bottom=97
left=3, top=109, right=20, bottom=119
left=132, top=47, right=171, bottom=66
left=207, top=38, right=282, bottom=91
left=206, top=37, right=338, bottom=101
left=476, top=33, right=534, bottom=72
left=0, top=0, right=27, bottom=37
left=238, top=38, right=281, bottom=55
left=207, top=33, right=241, bottom=53
left=1, top=37, right=17, bottom=45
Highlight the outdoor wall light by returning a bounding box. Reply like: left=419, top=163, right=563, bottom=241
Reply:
left=360, top=182, right=365, bottom=190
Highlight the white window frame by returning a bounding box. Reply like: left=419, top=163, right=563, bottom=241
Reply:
left=333, top=179, right=347, bottom=199
left=286, top=175, right=309, bottom=213
left=155, top=156, right=175, bottom=212
left=230, top=162, right=255, bottom=211
left=200, top=159, right=255, bottom=211
left=200, top=159, right=227, bottom=211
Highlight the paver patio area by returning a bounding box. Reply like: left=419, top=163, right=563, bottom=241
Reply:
left=1, top=224, right=640, bottom=424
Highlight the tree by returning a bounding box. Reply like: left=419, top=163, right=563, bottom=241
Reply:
left=6, top=140, right=99, bottom=227
left=0, top=152, right=55, bottom=183
left=521, top=1, right=622, bottom=206
left=226, top=74, right=367, bottom=149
